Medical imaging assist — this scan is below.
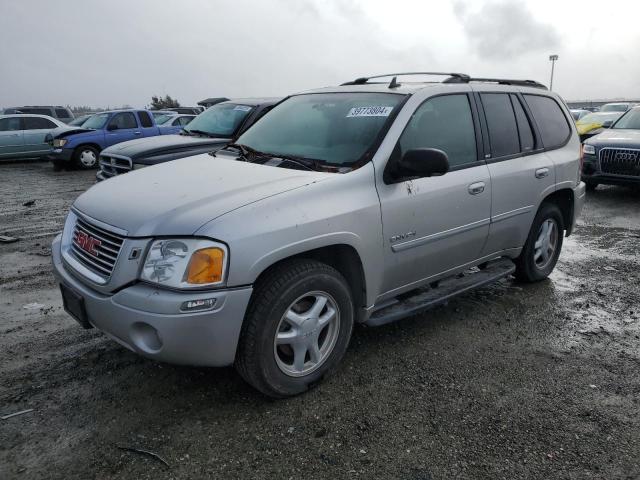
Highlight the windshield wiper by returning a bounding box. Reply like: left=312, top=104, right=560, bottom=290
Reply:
left=223, top=142, right=267, bottom=158
left=269, top=154, right=322, bottom=171
left=184, top=129, right=216, bottom=138
left=223, top=143, right=324, bottom=171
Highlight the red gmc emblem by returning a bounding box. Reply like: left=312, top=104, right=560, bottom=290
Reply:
left=76, top=231, right=101, bottom=256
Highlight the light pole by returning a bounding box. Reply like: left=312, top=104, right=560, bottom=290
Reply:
left=549, top=54, right=559, bottom=91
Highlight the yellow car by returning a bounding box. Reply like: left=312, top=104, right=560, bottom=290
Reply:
left=576, top=111, right=624, bottom=141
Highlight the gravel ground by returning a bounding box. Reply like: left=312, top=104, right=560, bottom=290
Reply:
left=1, top=161, right=639, bottom=479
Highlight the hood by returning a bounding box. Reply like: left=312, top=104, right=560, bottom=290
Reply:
left=101, top=133, right=230, bottom=159
left=49, top=126, right=95, bottom=139
left=576, top=113, right=623, bottom=134
left=586, top=128, right=640, bottom=148
left=73, top=153, right=331, bottom=237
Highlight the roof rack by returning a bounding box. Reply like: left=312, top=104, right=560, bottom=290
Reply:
left=467, top=78, right=547, bottom=89
left=341, top=72, right=470, bottom=86
left=341, top=72, right=547, bottom=90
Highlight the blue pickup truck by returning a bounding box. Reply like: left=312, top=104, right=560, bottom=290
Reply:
left=47, top=109, right=162, bottom=169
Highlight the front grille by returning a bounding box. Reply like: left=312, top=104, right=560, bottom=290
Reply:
left=99, top=154, right=132, bottom=178
left=599, top=148, right=640, bottom=176
left=71, top=216, right=124, bottom=279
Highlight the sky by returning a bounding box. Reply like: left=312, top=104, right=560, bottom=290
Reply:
left=1, top=0, right=639, bottom=108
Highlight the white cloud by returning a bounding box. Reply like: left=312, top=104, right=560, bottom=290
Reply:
left=0, top=0, right=638, bottom=108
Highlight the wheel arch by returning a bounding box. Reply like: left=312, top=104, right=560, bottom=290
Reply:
left=74, top=143, right=102, bottom=154
left=541, top=188, right=575, bottom=236
left=250, top=243, right=368, bottom=323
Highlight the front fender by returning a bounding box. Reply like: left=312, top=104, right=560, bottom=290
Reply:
left=198, top=163, right=385, bottom=307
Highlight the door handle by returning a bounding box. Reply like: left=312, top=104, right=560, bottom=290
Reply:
left=133, top=131, right=142, bottom=135
left=535, top=167, right=550, bottom=179
left=468, top=182, right=485, bottom=195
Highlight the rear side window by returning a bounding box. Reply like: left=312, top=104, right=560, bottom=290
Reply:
left=21, top=108, right=51, bottom=115
left=398, top=94, right=477, bottom=168
left=137, top=111, right=153, bottom=128
left=0, top=117, right=22, bottom=131
left=24, top=117, right=57, bottom=129
left=480, top=93, right=520, bottom=158
left=109, top=112, right=138, bottom=129
left=177, top=116, right=193, bottom=126
left=510, top=95, right=535, bottom=152
left=523, top=94, right=571, bottom=149
left=55, top=108, right=70, bottom=118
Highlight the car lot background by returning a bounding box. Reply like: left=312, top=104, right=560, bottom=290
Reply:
left=0, top=161, right=639, bottom=479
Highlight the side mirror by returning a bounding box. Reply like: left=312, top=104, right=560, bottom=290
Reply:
left=601, top=120, right=613, bottom=128
left=392, top=148, right=449, bottom=181
left=106, top=123, right=118, bottom=131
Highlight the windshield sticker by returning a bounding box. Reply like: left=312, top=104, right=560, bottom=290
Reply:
left=346, top=106, right=393, bottom=118
left=233, top=105, right=252, bottom=112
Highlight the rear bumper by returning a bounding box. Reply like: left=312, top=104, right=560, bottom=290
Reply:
left=47, top=148, right=74, bottom=162
left=52, top=234, right=253, bottom=367
left=570, top=182, right=586, bottom=234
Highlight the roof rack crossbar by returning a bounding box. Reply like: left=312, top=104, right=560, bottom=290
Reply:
left=341, top=72, right=470, bottom=86
left=341, top=72, right=547, bottom=90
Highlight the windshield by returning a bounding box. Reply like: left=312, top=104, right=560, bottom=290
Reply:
left=577, top=112, right=621, bottom=125
left=154, top=114, right=174, bottom=125
left=82, top=113, right=109, bottom=129
left=601, top=104, right=628, bottom=112
left=613, top=109, right=640, bottom=129
left=236, top=93, right=405, bottom=165
left=184, top=103, right=253, bottom=137
left=68, top=115, right=90, bottom=126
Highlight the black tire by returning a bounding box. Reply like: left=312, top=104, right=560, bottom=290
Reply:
left=51, top=159, right=66, bottom=171
left=235, top=259, right=354, bottom=398
left=585, top=181, right=598, bottom=192
left=73, top=145, right=99, bottom=169
left=515, top=203, right=564, bottom=283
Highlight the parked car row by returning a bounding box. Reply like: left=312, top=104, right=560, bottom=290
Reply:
left=1, top=105, right=74, bottom=123
left=0, top=114, right=67, bottom=160
left=582, top=105, right=640, bottom=190
left=96, top=98, right=279, bottom=180
left=52, top=72, right=586, bottom=397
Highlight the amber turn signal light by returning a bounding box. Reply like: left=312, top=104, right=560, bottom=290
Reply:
left=185, top=247, right=225, bottom=284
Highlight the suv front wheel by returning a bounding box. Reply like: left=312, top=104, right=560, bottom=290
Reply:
left=235, top=259, right=354, bottom=398
left=515, top=203, right=564, bottom=282
left=73, top=145, right=99, bottom=169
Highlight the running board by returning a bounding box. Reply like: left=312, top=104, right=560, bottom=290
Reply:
left=364, top=259, right=515, bottom=327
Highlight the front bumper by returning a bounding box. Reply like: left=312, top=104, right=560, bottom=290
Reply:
left=52, top=234, right=252, bottom=367
left=582, top=171, right=640, bottom=186
left=47, top=148, right=74, bottom=162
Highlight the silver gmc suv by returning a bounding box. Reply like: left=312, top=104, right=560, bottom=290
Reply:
left=52, top=72, right=586, bottom=397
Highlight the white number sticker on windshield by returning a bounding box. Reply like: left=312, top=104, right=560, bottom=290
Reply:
left=346, top=106, right=394, bottom=118
left=233, top=105, right=252, bottom=112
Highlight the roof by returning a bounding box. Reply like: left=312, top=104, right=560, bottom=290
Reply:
left=197, top=97, right=230, bottom=106
left=0, top=113, right=61, bottom=119
left=218, top=97, right=282, bottom=107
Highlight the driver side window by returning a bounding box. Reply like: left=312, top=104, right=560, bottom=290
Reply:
left=397, top=94, right=477, bottom=168
left=109, top=112, right=137, bottom=130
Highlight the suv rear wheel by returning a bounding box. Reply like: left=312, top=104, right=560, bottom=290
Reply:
left=235, top=259, right=354, bottom=398
left=515, top=203, right=564, bottom=282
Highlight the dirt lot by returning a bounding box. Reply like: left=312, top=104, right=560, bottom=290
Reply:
left=1, top=161, right=639, bottom=479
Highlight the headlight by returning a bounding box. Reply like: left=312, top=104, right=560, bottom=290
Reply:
left=140, top=238, right=227, bottom=289
left=583, top=144, right=596, bottom=155
left=133, top=163, right=148, bottom=170
left=53, top=138, right=68, bottom=148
